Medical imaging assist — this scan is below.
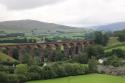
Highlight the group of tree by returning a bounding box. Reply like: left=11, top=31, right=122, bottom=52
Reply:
left=113, top=30, right=125, bottom=42
left=0, top=38, right=36, bottom=43
left=0, top=62, right=90, bottom=83
left=85, top=31, right=110, bottom=46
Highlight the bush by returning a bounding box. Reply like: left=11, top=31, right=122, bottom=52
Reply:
left=28, top=65, right=42, bottom=80
left=88, top=57, right=97, bottom=73
left=104, top=55, right=123, bottom=67
left=0, top=72, right=9, bottom=83
left=27, top=72, right=41, bottom=80
left=14, top=64, right=28, bottom=75
left=51, top=63, right=67, bottom=77
left=72, top=53, right=88, bottom=64
left=8, top=74, right=19, bottom=83
left=17, top=75, right=27, bottom=83
left=28, top=65, right=41, bottom=73
left=41, top=66, right=57, bottom=79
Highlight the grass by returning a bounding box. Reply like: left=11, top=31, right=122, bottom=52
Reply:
left=105, top=37, right=125, bottom=52
left=26, top=74, right=125, bottom=83
left=105, top=45, right=125, bottom=52
left=0, top=52, right=17, bottom=62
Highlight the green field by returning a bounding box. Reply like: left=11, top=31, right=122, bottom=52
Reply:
left=26, top=74, right=125, bottom=83
left=105, top=37, right=125, bottom=52
left=105, top=45, right=125, bottom=52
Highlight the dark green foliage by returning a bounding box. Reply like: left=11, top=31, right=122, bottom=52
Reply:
left=108, top=49, right=125, bottom=59
left=72, top=53, right=89, bottom=64
left=8, top=74, right=19, bottom=83
left=104, top=55, right=122, bottom=67
left=51, top=63, right=67, bottom=77
left=27, top=72, right=41, bottom=80
left=41, top=65, right=57, bottom=79
left=85, top=45, right=105, bottom=59
left=0, top=38, right=36, bottom=43
left=0, top=72, right=26, bottom=83
left=0, top=72, right=9, bottom=83
left=12, top=48, right=19, bottom=60
left=22, top=53, right=33, bottom=65
left=88, top=57, right=97, bottom=73
left=93, top=31, right=109, bottom=46
left=113, top=30, right=125, bottom=42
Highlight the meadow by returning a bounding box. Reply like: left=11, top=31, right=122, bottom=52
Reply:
left=105, top=37, right=125, bottom=52
left=26, top=74, right=125, bottom=83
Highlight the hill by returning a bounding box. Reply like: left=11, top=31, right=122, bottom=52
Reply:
left=92, top=22, right=125, bottom=31
left=0, top=20, right=85, bottom=33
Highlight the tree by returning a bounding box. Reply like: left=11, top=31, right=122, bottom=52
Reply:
left=41, top=66, right=57, bottom=79
left=93, top=31, right=109, bottom=46
left=14, top=64, right=28, bottom=75
left=111, top=49, right=125, bottom=59
left=12, top=48, right=19, bottom=60
left=113, top=30, right=125, bottom=42
left=72, top=53, right=89, bottom=64
left=0, top=72, right=9, bottom=83
left=22, top=53, right=33, bottom=65
left=51, top=63, right=67, bottom=77
left=85, top=45, right=104, bottom=59
left=88, top=57, right=97, bottom=73
left=104, top=55, right=122, bottom=67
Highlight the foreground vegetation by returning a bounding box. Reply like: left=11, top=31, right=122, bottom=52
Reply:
left=26, top=74, right=125, bottom=83
left=1, top=29, right=125, bottom=83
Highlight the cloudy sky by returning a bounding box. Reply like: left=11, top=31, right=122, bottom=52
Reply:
left=0, top=0, right=125, bottom=27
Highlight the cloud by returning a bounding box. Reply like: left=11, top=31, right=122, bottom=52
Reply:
left=0, top=0, right=125, bottom=27
left=0, top=0, right=64, bottom=10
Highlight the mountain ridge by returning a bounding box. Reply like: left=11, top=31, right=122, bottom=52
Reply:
left=92, top=22, right=125, bottom=31
left=0, top=19, right=84, bottom=33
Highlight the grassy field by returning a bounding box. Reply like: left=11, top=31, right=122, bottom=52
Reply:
left=105, top=45, right=125, bottom=52
left=26, top=74, right=125, bottom=83
left=105, top=37, right=125, bottom=52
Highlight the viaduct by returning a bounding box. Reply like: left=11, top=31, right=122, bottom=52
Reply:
left=0, top=40, right=94, bottom=63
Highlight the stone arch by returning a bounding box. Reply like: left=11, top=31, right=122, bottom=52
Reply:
left=76, top=42, right=83, bottom=54
left=68, top=43, right=76, bottom=57
left=62, top=43, right=70, bottom=58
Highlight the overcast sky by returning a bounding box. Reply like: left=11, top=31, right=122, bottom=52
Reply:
left=0, top=0, right=125, bottom=27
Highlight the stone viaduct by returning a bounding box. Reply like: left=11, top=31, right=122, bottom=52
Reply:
left=0, top=40, right=94, bottom=63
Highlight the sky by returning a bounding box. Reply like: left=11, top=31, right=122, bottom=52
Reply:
left=0, top=0, right=125, bottom=27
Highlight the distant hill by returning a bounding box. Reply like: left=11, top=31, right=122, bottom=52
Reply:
left=0, top=20, right=85, bottom=33
left=91, top=22, right=125, bottom=31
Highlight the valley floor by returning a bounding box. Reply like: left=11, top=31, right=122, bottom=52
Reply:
left=26, top=74, right=125, bottom=83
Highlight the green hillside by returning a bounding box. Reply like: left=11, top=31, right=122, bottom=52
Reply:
left=0, top=52, right=17, bottom=62
left=105, top=37, right=125, bottom=52
left=0, top=20, right=85, bottom=33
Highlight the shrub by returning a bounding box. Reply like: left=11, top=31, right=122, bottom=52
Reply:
left=8, top=74, right=19, bottom=83
left=28, top=65, right=41, bottom=73
left=27, top=72, right=41, bottom=80
left=41, top=66, right=57, bottom=79
left=14, top=64, right=28, bottom=75
left=88, top=57, right=97, bottom=73
left=0, top=72, right=9, bottom=83
left=51, top=63, right=67, bottom=77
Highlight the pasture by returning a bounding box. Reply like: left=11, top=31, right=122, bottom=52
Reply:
left=26, top=74, right=125, bottom=83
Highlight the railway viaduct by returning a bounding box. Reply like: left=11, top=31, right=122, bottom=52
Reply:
left=0, top=40, right=94, bottom=62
